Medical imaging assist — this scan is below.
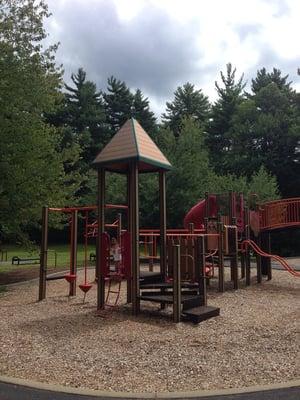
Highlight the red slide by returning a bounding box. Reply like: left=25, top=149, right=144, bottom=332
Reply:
left=184, top=196, right=217, bottom=229
left=242, top=239, right=300, bottom=277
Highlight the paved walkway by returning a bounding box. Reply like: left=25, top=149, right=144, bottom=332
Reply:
left=0, top=379, right=299, bottom=400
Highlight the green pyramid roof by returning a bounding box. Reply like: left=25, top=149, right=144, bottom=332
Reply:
left=93, top=118, right=172, bottom=173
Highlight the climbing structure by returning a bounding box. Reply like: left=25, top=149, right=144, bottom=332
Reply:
left=38, top=118, right=299, bottom=324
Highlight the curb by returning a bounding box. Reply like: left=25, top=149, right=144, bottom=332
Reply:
left=0, top=375, right=299, bottom=399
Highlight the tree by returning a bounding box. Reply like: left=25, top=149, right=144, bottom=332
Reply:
left=254, top=82, right=299, bottom=196
left=166, top=117, right=212, bottom=226
left=47, top=68, right=109, bottom=203
left=248, top=166, right=280, bottom=203
left=132, top=89, right=157, bottom=137
left=63, top=68, right=107, bottom=163
left=206, top=63, right=246, bottom=171
left=0, top=0, right=70, bottom=242
left=103, top=77, right=158, bottom=138
left=228, top=70, right=299, bottom=196
left=103, top=76, right=133, bottom=134
left=251, top=67, right=293, bottom=97
left=162, top=82, right=210, bottom=136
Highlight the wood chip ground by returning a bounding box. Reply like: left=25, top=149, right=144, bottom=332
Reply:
left=0, top=268, right=299, bottom=393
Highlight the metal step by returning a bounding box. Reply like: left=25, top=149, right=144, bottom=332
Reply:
left=182, top=306, right=220, bottom=324
left=140, top=282, right=198, bottom=289
left=182, top=295, right=203, bottom=310
left=139, top=294, right=201, bottom=305
left=141, top=290, right=199, bottom=297
left=139, top=271, right=163, bottom=284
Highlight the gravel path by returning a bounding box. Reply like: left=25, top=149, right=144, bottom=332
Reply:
left=0, top=269, right=299, bottom=393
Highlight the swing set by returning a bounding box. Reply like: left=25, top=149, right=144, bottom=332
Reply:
left=38, top=204, right=128, bottom=304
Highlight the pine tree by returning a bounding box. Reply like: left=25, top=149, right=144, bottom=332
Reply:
left=229, top=68, right=300, bottom=196
left=103, top=76, right=133, bottom=133
left=251, top=67, right=293, bottom=97
left=132, top=89, right=157, bottom=136
left=206, top=63, right=245, bottom=171
left=166, top=117, right=212, bottom=226
left=64, top=68, right=107, bottom=162
left=162, top=82, right=210, bottom=136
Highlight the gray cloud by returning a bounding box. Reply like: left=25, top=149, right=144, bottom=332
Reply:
left=261, top=0, right=290, bottom=17
left=46, top=0, right=299, bottom=116
left=234, top=23, right=263, bottom=41
left=47, top=1, right=203, bottom=103
left=244, top=47, right=299, bottom=93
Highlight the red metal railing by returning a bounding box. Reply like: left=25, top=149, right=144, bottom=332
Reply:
left=259, top=198, right=300, bottom=231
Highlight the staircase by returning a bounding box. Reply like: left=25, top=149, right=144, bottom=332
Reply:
left=139, top=279, right=220, bottom=324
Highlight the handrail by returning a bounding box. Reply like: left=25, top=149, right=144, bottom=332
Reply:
left=259, top=198, right=300, bottom=231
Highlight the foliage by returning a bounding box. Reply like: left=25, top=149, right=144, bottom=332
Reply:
left=132, top=89, right=157, bottom=137
left=251, top=67, right=294, bottom=96
left=165, top=118, right=212, bottom=226
left=0, top=2, right=298, bottom=250
left=0, top=0, right=71, bottom=242
left=162, top=82, right=210, bottom=136
left=64, top=68, right=107, bottom=161
left=103, top=76, right=133, bottom=134
left=206, top=63, right=246, bottom=171
left=48, top=68, right=108, bottom=201
left=228, top=73, right=299, bottom=196
left=247, top=166, right=280, bottom=203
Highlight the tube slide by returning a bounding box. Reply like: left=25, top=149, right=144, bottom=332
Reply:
left=242, top=239, right=300, bottom=277
left=183, top=196, right=217, bottom=229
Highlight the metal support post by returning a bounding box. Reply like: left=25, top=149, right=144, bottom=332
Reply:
left=173, top=244, right=181, bottom=323
left=38, top=206, right=48, bottom=301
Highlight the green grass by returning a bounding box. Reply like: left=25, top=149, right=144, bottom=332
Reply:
left=0, top=242, right=158, bottom=273
left=0, top=285, right=7, bottom=294
left=0, top=243, right=96, bottom=272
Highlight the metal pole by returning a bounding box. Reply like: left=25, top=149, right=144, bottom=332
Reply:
left=159, top=171, right=167, bottom=279
left=229, top=190, right=233, bottom=224
left=196, top=236, right=206, bottom=306
left=117, top=213, right=122, bottom=242
left=131, top=162, right=140, bottom=315
left=149, top=233, right=154, bottom=272
left=244, top=206, right=251, bottom=286
left=232, top=217, right=239, bottom=290
left=38, top=206, right=48, bottom=301
left=261, top=231, right=272, bottom=280
left=173, top=244, right=181, bottom=323
left=126, top=171, right=132, bottom=303
left=217, top=221, right=225, bottom=292
left=241, top=251, right=246, bottom=279
left=97, top=168, right=105, bottom=310
left=188, top=222, right=194, bottom=234
left=267, top=232, right=272, bottom=280
left=69, top=210, right=78, bottom=296
left=256, top=234, right=262, bottom=284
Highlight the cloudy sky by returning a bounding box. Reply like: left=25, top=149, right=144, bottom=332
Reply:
left=46, top=0, right=300, bottom=116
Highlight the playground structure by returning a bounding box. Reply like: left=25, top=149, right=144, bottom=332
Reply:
left=38, top=118, right=300, bottom=323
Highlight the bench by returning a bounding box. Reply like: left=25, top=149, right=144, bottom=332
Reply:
left=89, top=253, right=96, bottom=261
left=12, top=256, right=40, bottom=265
